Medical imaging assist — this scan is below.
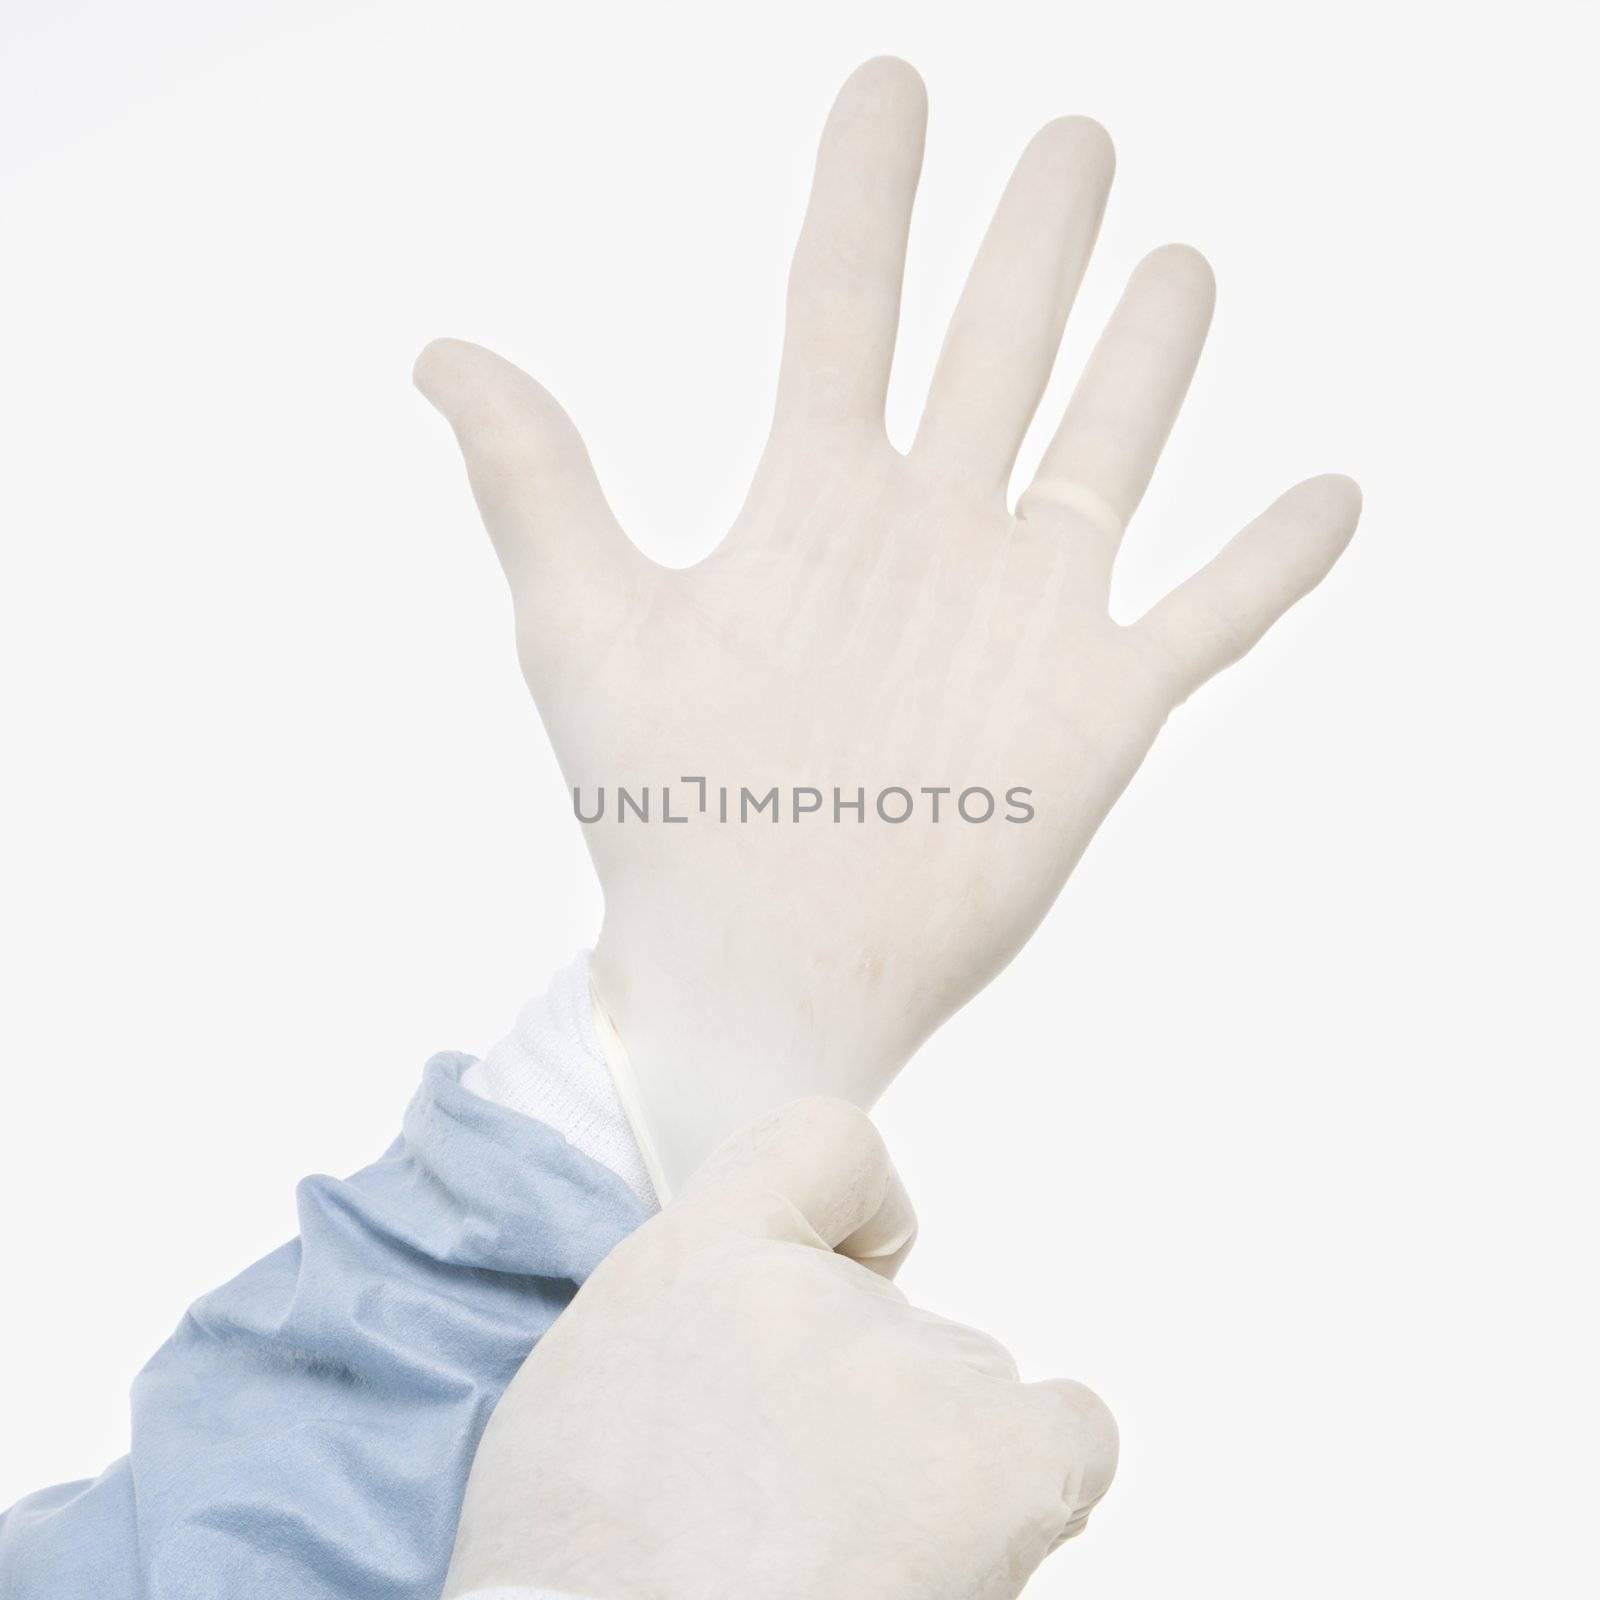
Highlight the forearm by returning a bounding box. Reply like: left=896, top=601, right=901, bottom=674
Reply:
left=1, top=977, right=649, bottom=1600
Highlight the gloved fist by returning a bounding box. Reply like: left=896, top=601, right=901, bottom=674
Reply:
left=443, top=1098, right=1116, bottom=1600
left=417, top=58, right=1361, bottom=1184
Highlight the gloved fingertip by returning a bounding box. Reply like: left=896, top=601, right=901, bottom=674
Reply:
left=838, top=1165, right=919, bottom=1277
left=681, top=1097, right=917, bottom=1258
left=412, top=336, right=471, bottom=405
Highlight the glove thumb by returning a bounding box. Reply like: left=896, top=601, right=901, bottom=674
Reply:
left=674, top=1098, right=918, bottom=1278
left=413, top=337, right=640, bottom=684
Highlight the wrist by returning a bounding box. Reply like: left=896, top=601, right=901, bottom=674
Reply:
left=590, top=924, right=918, bottom=1189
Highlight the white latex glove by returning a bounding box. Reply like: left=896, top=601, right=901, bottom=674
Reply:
left=443, top=1097, right=1116, bottom=1600
left=417, top=57, right=1362, bottom=1186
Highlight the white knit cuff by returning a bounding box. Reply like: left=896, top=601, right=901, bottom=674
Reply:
left=461, top=953, right=659, bottom=1210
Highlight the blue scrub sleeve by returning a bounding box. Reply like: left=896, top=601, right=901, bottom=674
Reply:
left=0, top=1053, right=650, bottom=1599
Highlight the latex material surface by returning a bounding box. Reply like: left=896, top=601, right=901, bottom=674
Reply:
left=417, top=59, right=1361, bottom=1184
left=445, top=1099, right=1115, bottom=1600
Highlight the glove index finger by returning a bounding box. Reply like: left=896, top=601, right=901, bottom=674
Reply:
left=675, top=1098, right=918, bottom=1278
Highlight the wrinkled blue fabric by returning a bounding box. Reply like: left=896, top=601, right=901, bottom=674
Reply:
left=0, top=1053, right=650, bottom=1599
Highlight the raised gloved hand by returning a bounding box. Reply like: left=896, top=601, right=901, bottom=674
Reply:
left=443, top=1097, right=1116, bottom=1600
left=417, top=58, right=1361, bottom=1186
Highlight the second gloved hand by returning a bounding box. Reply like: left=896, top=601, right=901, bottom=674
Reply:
left=443, top=1098, right=1117, bottom=1600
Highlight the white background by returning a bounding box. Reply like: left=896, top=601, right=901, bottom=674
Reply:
left=2, top=1, right=1596, bottom=1594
